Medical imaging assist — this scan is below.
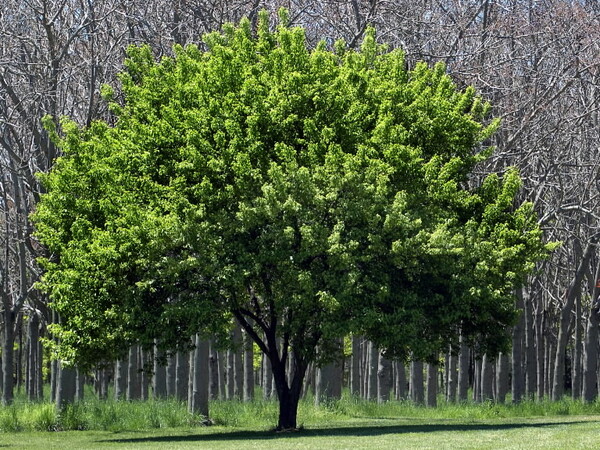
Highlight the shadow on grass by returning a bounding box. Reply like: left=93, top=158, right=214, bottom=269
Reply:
left=99, top=420, right=591, bottom=444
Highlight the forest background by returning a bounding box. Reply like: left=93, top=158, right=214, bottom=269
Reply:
left=1, top=0, right=600, bottom=418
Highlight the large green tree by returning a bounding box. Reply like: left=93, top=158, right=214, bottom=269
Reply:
left=34, top=11, right=550, bottom=430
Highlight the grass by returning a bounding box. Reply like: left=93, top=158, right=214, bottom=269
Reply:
left=2, top=394, right=600, bottom=447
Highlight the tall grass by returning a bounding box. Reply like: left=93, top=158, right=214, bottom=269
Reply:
left=2, top=391, right=600, bottom=433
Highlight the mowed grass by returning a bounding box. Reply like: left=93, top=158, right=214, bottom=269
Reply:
left=2, top=394, right=600, bottom=448
left=1, top=416, right=600, bottom=449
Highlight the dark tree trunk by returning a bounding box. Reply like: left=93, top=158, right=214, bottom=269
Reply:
left=512, top=288, right=526, bottom=403
left=410, top=360, right=424, bottom=404
left=175, top=350, right=189, bottom=402
left=153, top=345, right=167, bottom=399
left=56, top=362, right=76, bottom=409
left=243, top=329, right=254, bottom=402
left=114, top=358, right=127, bottom=400
left=553, top=242, right=593, bottom=401
left=394, top=361, right=407, bottom=400
left=457, top=339, right=470, bottom=402
left=350, top=335, right=361, bottom=397
left=1, top=309, right=15, bottom=405
left=446, top=348, right=457, bottom=403
left=189, top=335, right=209, bottom=417
left=496, top=352, right=509, bottom=404
left=377, top=352, right=391, bottom=403
left=426, top=362, right=437, bottom=407
left=208, top=340, right=219, bottom=400
left=480, top=354, right=494, bottom=402
left=535, top=309, right=546, bottom=400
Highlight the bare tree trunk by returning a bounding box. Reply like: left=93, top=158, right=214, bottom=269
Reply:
left=553, top=242, right=593, bottom=401
left=75, top=368, right=85, bottom=401
left=189, top=335, right=209, bottom=417
left=351, top=335, right=361, bottom=397
left=480, top=354, right=494, bottom=402
left=208, top=340, right=219, bottom=400
left=536, top=309, right=546, bottom=400
left=27, top=314, right=40, bottom=401
left=410, top=361, right=424, bottom=405
left=458, top=339, right=470, bottom=402
left=582, top=263, right=600, bottom=403
left=127, top=345, right=141, bottom=401
left=176, top=350, right=190, bottom=402
left=446, top=348, right=457, bottom=403
left=1, top=309, right=15, bottom=405
left=377, top=351, right=391, bottom=403
left=153, top=345, right=167, bottom=399
left=394, top=361, right=407, bottom=400
left=217, top=350, right=227, bottom=399
left=426, top=362, right=437, bottom=407
left=233, top=324, right=243, bottom=399
left=473, top=358, right=481, bottom=402
left=525, top=295, right=537, bottom=399
left=367, top=341, right=378, bottom=400
left=243, top=328, right=254, bottom=402
left=315, top=358, right=343, bottom=405
left=166, top=353, right=176, bottom=397
left=56, top=362, right=76, bottom=409
left=496, top=353, right=509, bottom=404
left=262, top=352, right=273, bottom=400
left=512, top=289, right=526, bottom=403
left=114, top=358, right=127, bottom=400
left=140, top=348, right=150, bottom=401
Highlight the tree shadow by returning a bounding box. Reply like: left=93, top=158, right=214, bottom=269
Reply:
left=99, top=420, right=591, bottom=444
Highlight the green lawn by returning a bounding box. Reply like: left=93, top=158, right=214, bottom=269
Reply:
left=2, top=416, right=600, bottom=449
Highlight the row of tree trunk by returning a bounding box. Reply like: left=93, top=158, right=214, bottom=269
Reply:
left=3, top=313, right=600, bottom=410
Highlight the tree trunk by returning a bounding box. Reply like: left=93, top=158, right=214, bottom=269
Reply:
left=315, top=357, right=343, bottom=405
left=525, top=294, right=537, bottom=399
left=582, top=263, right=600, bottom=403
left=140, top=348, right=150, bottom=401
left=189, top=335, right=209, bottom=417
left=127, top=345, right=141, bottom=401
left=367, top=341, right=378, bottom=400
left=233, top=324, right=244, bottom=399
left=27, top=313, right=40, bottom=401
left=512, top=288, right=526, bottom=403
left=480, top=354, right=494, bottom=402
left=243, top=329, right=254, bottom=402
left=262, top=352, right=273, bottom=400
left=56, top=362, right=76, bottom=409
left=446, top=348, right=457, bottom=403
left=377, top=351, right=391, bottom=403
left=553, top=241, right=593, bottom=401
left=175, top=350, right=190, bottom=402
left=114, top=358, right=127, bottom=400
left=350, top=335, right=361, bottom=397
left=153, top=346, right=167, bottom=399
left=208, top=340, right=219, bottom=400
left=394, top=361, right=407, bottom=400
left=75, top=368, right=85, bottom=401
left=166, top=353, right=176, bottom=397
left=473, top=358, right=481, bottom=402
left=582, top=303, right=599, bottom=402
left=535, top=309, right=546, bottom=400
left=457, top=339, right=469, bottom=402
left=496, top=353, right=509, bottom=404
left=572, top=290, right=583, bottom=400
left=426, top=362, right=437, bottom=407
left=1, top=309, right=15, bottom=405
left=410, top=360, right=424, bottom=404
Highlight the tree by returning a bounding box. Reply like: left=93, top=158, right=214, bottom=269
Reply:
left=34, top=10, right=550, bottom=430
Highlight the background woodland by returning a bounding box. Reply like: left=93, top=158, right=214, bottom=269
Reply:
left=1, top=0, right=600, bottom=408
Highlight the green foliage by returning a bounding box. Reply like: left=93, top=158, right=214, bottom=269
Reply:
left=34, top=11, right=551, bottom=369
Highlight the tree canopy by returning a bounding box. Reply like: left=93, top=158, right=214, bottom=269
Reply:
left=34, top=10, right=551, bottom=429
